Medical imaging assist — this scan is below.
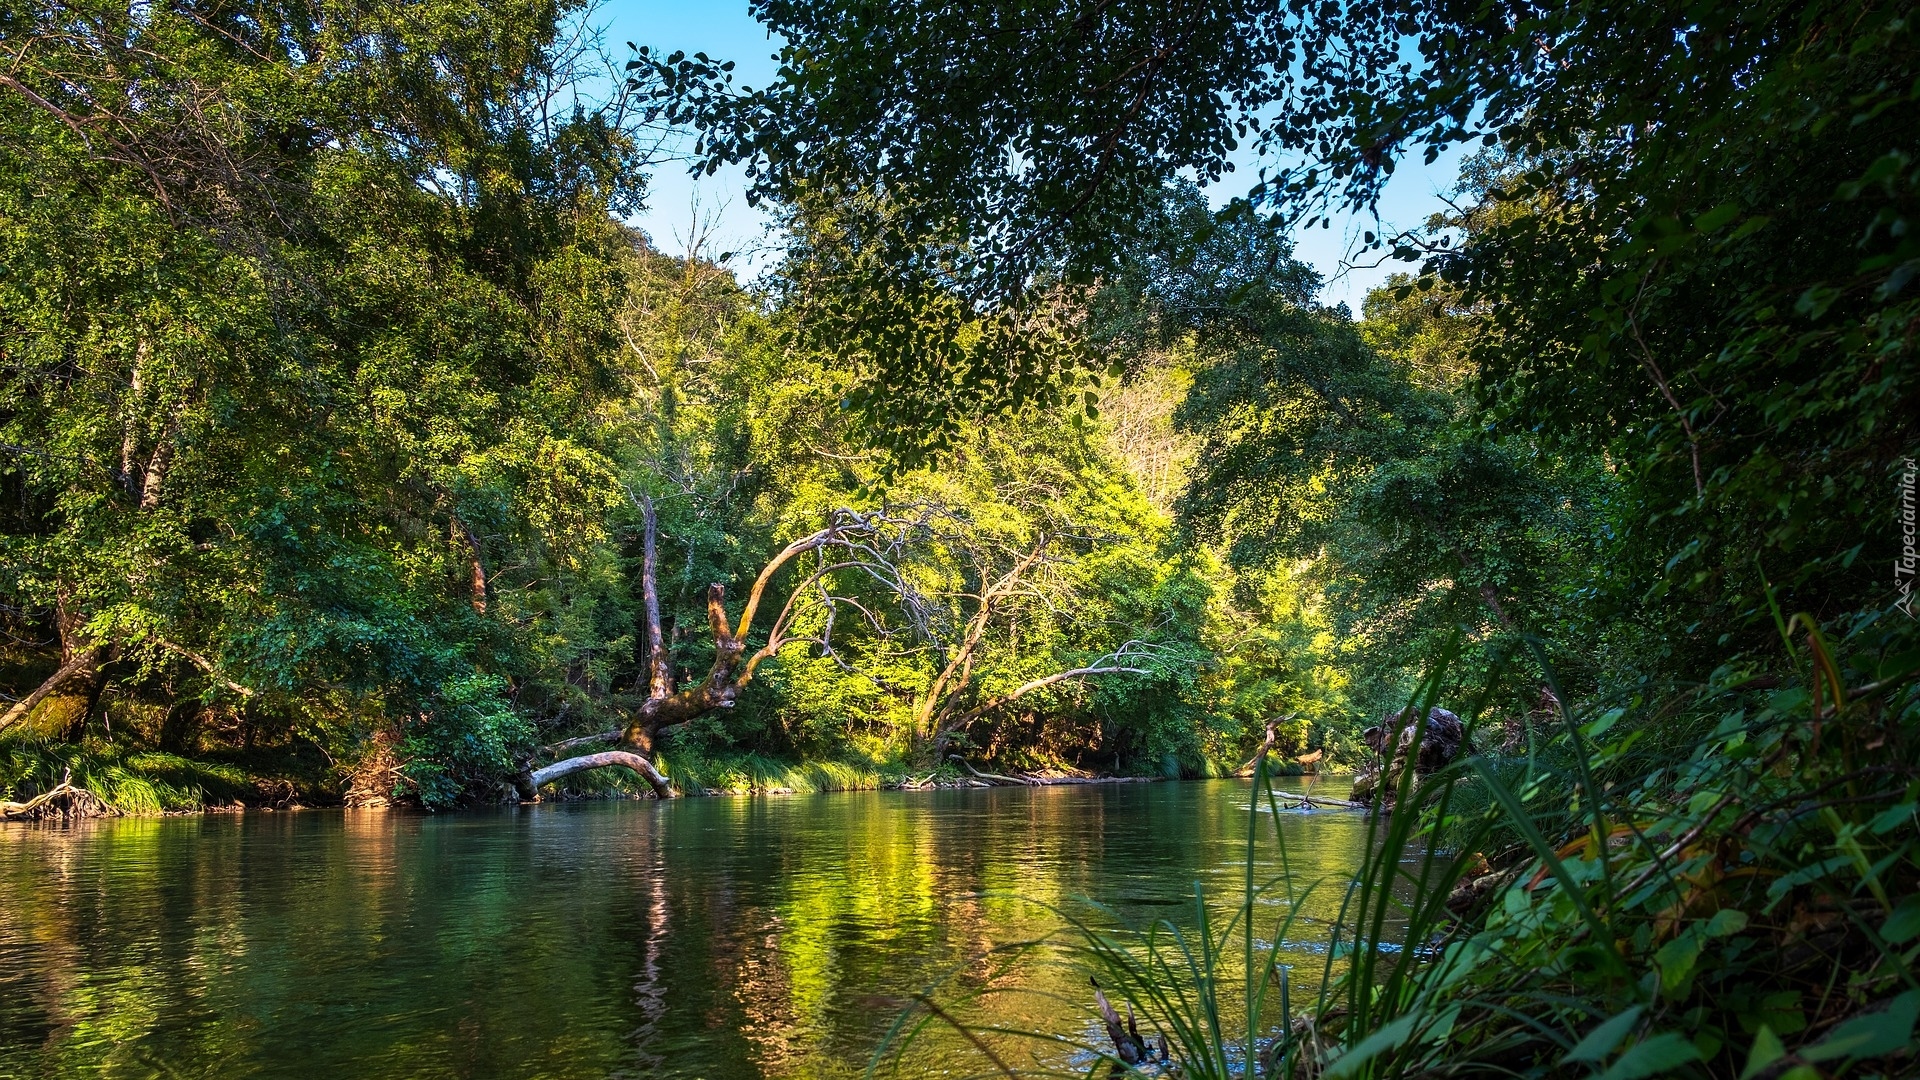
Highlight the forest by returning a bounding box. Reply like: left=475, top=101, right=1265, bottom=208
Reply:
left=0, top=0, right=1515, bottom=807
left=2, top=0, right=1917, bottom=1077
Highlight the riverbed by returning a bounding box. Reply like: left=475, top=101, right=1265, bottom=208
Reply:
left=0, top=779, right=1372, bottom=1079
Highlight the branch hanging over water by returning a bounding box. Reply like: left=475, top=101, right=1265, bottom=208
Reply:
left=522, top=751, right=674, bottom=799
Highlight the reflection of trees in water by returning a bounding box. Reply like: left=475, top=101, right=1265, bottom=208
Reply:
left=626, top=831, right=670, bottom=1076
left=672, top=787, right=1348, bottom=1077
left=0, top=784, right=1378, bottom=1080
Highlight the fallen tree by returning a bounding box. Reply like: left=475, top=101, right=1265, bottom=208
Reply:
left=519, top=500, right=1174, bottom=799
left=0, top=601, right=108, bottom=736
left=517, top=500, right=908, bottom=799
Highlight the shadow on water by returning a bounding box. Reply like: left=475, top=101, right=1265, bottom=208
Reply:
left=0, top=779, right=1377, bottom=1079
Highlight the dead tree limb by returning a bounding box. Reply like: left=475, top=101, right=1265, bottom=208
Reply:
left=1232, top=713, right=1299, bottom=776
left=532, top=505, right=921, bottom=795
left=930, top=646, right=1157, bottom=759
left=519, top=751, right=673, bottom=799
left=1, top=770, right=111, bottom=819
left=543, top=729, right=621, bottom=755
left=915, top=543, right=1048, bottom=739
left=156, top=641, right=253, bottom=699
left=948, top=755, right=1036, bottom=786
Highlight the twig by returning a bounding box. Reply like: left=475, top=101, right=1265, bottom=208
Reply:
left=543, top=729, right=621, bottom=756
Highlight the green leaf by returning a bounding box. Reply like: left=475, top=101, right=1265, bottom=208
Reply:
left=1655, top=931, right=1703, bottom=996
left=1597, top=1033, right=1703, bottom=1080
left=1875, top=649, right=1920, bottom=682
left=1323, top=1014, right=1418, bottom=1079
left=1584, top=708, right=1625, bottom=738
left=1881, top=897, right=1920, bottom=943
left=1869, top=802, right=1916, bottom=837
left=1705, top=909, right=1750, bottom=938
left=1740, top=1027, right=1786, bottom=1080
left=1800, top=990, right=1920, bottom=1063
left=1695, top=202, right=1742, bottom=234
left=1567, top=1006, right=1645, bottom=1063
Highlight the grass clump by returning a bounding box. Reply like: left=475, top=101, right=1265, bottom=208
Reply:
left=1, top=737, right=326, bottom=814
left=658, top=750, right=903, bottom=795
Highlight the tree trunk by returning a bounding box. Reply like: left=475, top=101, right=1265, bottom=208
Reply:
left=4, top=600, right=111, bottom=737
left=454, top=516, right=491, bottom=614
left=518, top=751, right=674, bottom=799
left=0, top=650, right=101, bottom=733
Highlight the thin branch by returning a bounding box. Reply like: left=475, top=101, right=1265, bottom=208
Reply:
left=946, top=664, right=1153, bottom=728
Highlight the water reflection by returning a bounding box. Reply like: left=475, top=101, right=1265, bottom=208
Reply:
left=0, top=780, right=1374, bottom=1079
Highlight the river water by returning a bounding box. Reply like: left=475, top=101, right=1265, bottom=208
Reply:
left=0, top=779, right=1374, bottom=1079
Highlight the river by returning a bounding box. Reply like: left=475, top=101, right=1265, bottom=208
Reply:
left=0, top=778, right=1373, bottom=1079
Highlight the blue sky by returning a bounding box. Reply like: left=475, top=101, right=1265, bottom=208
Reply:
left=601, top=2, right=1464, bottom=310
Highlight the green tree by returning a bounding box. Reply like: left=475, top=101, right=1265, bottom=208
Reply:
left=0, top=0, right=648, bottom=803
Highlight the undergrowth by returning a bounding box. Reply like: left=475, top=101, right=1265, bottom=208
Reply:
left=540, top=748, right=920, bottom=797
left=1, top=735, right=334, bottom=813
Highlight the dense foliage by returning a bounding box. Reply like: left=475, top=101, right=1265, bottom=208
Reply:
left=1, top=1, right=1398, bottom=807
left=651, top=0, right=1920, bottom=1076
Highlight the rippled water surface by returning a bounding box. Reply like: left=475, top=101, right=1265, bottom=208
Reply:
left=0, top=779, right=1373, bottom=1079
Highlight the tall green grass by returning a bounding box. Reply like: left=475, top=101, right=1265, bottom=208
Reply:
left=1, top=738, right=257, bottom=813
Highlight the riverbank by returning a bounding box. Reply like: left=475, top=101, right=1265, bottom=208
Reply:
left=5, top=736, right=1334, bottom=818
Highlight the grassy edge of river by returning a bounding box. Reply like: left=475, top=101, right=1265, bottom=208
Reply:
left=2, top=736, right=1327, bottom=816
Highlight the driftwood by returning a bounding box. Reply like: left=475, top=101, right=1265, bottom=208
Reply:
left=1267, top=791, right=1366, bottom=810
left=1092, top=980, right=1166, bottom=1067
left=1, top=776, right=110, bottom=819
left=1352, top=706, right=1469, bottom=807
left=1362, top=707, right=1467, bottom=776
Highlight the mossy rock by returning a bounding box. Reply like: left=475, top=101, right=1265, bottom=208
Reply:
left=19, top=691, right=89, bottom=740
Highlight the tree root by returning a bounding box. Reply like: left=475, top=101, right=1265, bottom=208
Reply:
left=2, top=778, right=112, bottom=820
